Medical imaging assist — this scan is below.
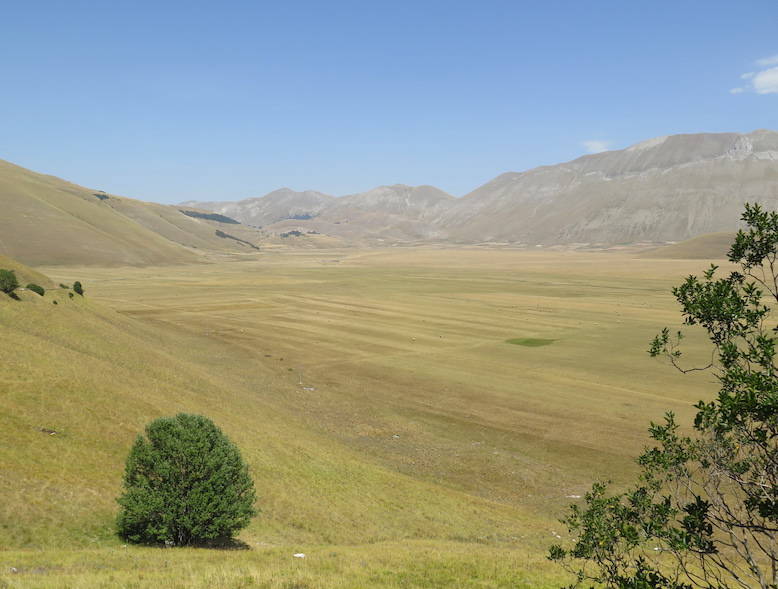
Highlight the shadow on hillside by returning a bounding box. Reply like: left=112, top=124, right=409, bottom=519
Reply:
left=207, top=538, right=252, bottom=551
left=184, top=538, right=252, bottom=551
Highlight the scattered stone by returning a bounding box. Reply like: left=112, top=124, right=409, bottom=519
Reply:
left=392, top=434, right=400, bottom=439
left=38, top=427, right=57, bottom=435
left=293, top=553, right=305, bottom=558
left=565, top=494, right=582, bottom=499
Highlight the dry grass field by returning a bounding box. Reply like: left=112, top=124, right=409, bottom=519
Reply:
left=0, top=248, right=723, bottom=587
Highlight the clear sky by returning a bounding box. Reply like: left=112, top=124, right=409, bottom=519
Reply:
left=1, top=1, right=777, bottom=203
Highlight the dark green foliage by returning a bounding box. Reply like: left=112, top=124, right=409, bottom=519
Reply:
left=26, top=283, right=45, bottom=296
left=59, top=283, right=69, bottom=290
left=117, top=414, right=256, bottom=546
left=0, top=269, right=19, bottom=295
left=68, top=292, right=74, bottom=299
left=551, top=203, right=778, bottom=589
left=180, top=209, right=240, bottom=224
left=214, top=230, right=260, bottom=250
left=72, top=281, right=84, bottom=296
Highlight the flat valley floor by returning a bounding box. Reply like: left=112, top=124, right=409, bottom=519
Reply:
left=1, top=248, right=720, bottom=588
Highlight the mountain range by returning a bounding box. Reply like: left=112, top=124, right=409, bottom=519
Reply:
left=1, top=129, right=776, bottom=267
left=187, top=129, right=778, bottom=246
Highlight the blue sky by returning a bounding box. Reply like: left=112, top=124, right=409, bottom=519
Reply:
left=1, top=1, right=776, bottom=203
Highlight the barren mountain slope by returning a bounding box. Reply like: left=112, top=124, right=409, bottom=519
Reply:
left=182, top=188, right=336, bottom=227
left=439, top=130, right=778, bottom=244
left=264, top=184, right=456, bottom=242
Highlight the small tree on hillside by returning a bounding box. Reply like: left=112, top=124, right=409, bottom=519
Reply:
left=549, top=203, right=777, bottom=589
left=72, top=281, right=84, bottom=296
left=0, top=269, right=19, bottom=297
left=117, top=414, right=256, bottom=546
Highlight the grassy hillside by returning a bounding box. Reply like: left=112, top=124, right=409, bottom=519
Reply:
left=0, top=250, right=719, bottom=586
left=640, top=232, right=736, bottom=259
left=0, top=254, right=54, bottom=290
left=0, top=159, right=262, bottom=266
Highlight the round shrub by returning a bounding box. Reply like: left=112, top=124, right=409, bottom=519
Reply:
left=0, top=269, right=19, bottom=295
left=26, top=283, right=45, bottom=296
left=73, top=281, right=84, bottom=296
left=117, top=414, right=256, bottom=546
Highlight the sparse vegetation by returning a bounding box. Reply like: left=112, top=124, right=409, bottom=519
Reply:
left=506, top=338, right=555, bottom=347
left=117, top=413, right=256, bottom=546
left=550, top=204, right=778, bottom=589
left=214, top=229, right=260, bottom=250
left=0, top=268, right=19, bottom=296
left=26, top=283, right=45, bottom=296
left=180, top=209, right=240, bottom=224
left=280, top=230, right=304, bottom=238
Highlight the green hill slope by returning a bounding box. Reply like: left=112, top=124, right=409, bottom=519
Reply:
left=641, top=232, right=735, bottom=259
left=0, top=254, right=54, bottom=289
left=0, top=257, right=532, bottom=551
left=0, top=159, right=261, bottom=266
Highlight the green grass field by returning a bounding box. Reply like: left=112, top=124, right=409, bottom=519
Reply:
left=0, top=248, right=722, bottom=587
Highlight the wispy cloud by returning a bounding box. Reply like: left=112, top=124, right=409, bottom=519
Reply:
left=582, top=140, right=611, bottom=154
left=753, top=67, right=778, bottom=94
left=731, top=55, right=778, bottom=95
left=756, top=54, right=778, bottom=67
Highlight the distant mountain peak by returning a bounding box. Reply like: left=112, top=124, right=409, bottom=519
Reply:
left=625, top=135, right=669, bottom=152
left=180, top=129, right=778, bottom=247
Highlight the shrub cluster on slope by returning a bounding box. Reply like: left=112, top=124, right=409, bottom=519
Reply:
left=179, top=209, right=241, bottom=224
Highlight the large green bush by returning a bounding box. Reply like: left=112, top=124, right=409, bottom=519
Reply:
left=26, top=283, right=45, bottom=296
left=0, top=269, right=19, bottom=296
left=72, top=281, right=84, bottom=296
left=117, top=414, right=256, bottom=546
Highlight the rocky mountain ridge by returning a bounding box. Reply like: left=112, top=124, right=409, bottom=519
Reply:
left=186, top=130, right=778, bottom=245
